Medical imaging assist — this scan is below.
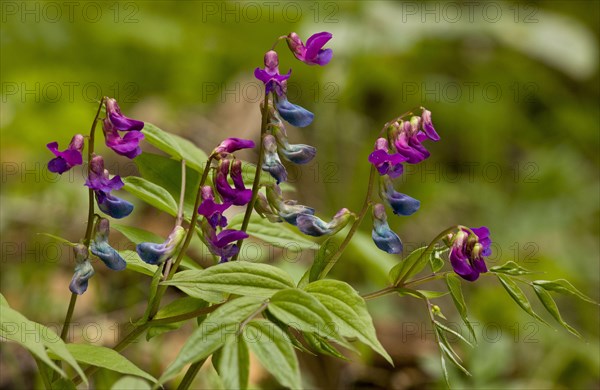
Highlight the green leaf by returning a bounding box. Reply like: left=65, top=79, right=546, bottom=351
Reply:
left=158, top=296, right=265, bottom=385
left=119, top=250, right=155, bottom=276
left=134, top=153, right=200, bottom=219
left=0, top=300, right=86, bottom=384
left=111, top=224, right=200, bottom=271
left=533, top=279, right=598, bottom=304
left=111, top=376, right=151, bottom=390
left=430, top=248, right=446, bottom=273
left=147, top=297, right=209, bottom=340
left=302, top=332, right=347, bottom=360
left=533, top=285, right=581, bottom=338
left=244, top=319, right=302, bottom=390
left=397, top=288, right=449, bottom=299
left=163, top=261, right=295, bottom=299
left=433, top=320, right=473, bottom=347
left=496, top=274, right=548, bottom=324
left=37, top=233, right=75, bottom=246
left=213, top=335, right=250, bottom=390
left=304, top=280, right=393, bottom=364
left=490, top=261, right=536, bottom=276
left=389, top=246, right=436, bottom=284
left=445, top=274, right=477, bottom=342
left=267, top=288, right=339, bottom=341
left=143, top=123, right=208, bottom=172
left=56, top=344, right=156, bottom=383
left=122, top=176, right=178, bottom=216
left=228, top=213, right=317, bottom=252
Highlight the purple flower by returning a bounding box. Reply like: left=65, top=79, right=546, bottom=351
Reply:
left=198, top=186, right=231, bottom=229
left=213, top=138, right=256, bottom=156
left=272, top=126, right=316, bottom=164
left=47, top=134, right=84, bottom=174
left=254, top=50, right=291, bottom=96
left=286, top=32, right=333, bottom=66
left=297, top=208, right=353, bottom=237
left=215, top=159, right=252, bottom=206
left=69, top=244, right=94, bottom=295
left=421, top=107, right=440, bottom=141
left=275, top=96, right=314, bottom=128
left=86, top=155, right=133, bottom=219
left=201, top=220, right=249, bottom=263
left=368, top=138, right=406, bottom=178
left=261, top=135, right=288, bottom=184
left=104, top=98, right=144, bottom=132
left=449, top=226, right=491, bottom=282
left=380, top=176, right=420, bottom=216
left=102, top=118, right=144, bottom=159
left=90, top=218, right=126, bottom=271
left=136, top=225, right=186, bottom=265
left=371, top=204, right=403, bottom=254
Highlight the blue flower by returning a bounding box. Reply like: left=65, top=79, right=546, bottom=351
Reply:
left=380, top=176, right=420, bottom=216
left=136, top=225, right=186, bottom=265
left=261, top=135, right=288, bottom=184
left=275, top=96, right=314, bottom=128
left=86, top=155, right=134, bottom=219
left=90, top=218, right=126, bottom=270
left=296, top=208, right=354, bottom=237
left=272, top=126, right=316, bottom=165
left=371, top=203, right=403, bottom=254
left=69, top=244, right=94, bottom=295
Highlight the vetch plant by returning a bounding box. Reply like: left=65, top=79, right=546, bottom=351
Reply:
left=3, top=31, right=597, bottom=389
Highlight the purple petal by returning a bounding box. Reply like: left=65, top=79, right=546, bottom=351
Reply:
left=305, top=32, right=333, bottom=60
left=314, top=48, right=333, bottom=66
left=212, top=229, right=249, bottom=248
left=48, top=157, right=70, bottom=174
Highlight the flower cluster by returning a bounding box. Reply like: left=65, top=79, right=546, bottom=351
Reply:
left=446, top=227, right=491, bottom=281
left=46, top=97, right=144, bottom=293
left=195, top=138, right=256, bottom=263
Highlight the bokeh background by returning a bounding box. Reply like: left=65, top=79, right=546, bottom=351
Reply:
left=1, top=1, right=599, bottom=389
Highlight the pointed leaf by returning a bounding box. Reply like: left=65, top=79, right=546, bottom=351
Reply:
left=445, top=274, right=476, bottom=342
left=147, top=297, right=209, bottom=340
left=163, top=261, right=295, bottom=299
left=533, top=279, right=597, bottom=304
left=111, top=376, right=151, bottom=390
left=142, top=123, right=208, bottom=172
left=122, top=176, right=178, bottom=216
left=304, top=280, right=392, bottom=364
left=389, top=246, right=436, bottom=284
left=490, top=261, right=536, bottom=276
left=496, top=274, right=547, bottom=324
left=309, top=236, right=343, bottom=282
left=244, top=319, right=301, bottom=390
left=430, top=248, right=446, bottom=273
left=213, top=335, right=250, bottom=390
left=302, top=332, right=347, bottom=360
left=158, top=296, right=265, bottom=385
left=533, top=285, right=581, bottom=337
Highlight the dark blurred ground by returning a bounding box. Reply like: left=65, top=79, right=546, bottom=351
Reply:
left=1, top=1, right=599, bottom=388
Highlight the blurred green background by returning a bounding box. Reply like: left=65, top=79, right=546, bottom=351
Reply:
left=1, top=1, right=599, bottom=389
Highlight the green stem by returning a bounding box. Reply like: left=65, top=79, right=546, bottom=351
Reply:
left=319, top=165, right=377, bottom=279
left=147, top=158, right=213, bottom=319
left=148, top=304, right=222, bottom=326
left=177, top=359, right=207, bottom=390
left=404, top=272, right=450, bottom=288
left=232, top=91, right=270, bottom=260
left=361, top=286, right=397, bottom=301
left=59, top=293, right=77, bottom=341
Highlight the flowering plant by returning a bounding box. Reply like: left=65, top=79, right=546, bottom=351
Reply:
left=3, top=32, right=596, bottom=389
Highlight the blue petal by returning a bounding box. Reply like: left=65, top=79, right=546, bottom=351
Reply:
left=372, top=228, right=403, bottom=254
left=97, top=193, right=134, bottom=219
left=276, top=98, right=314, bottom=128
left=91, top=242, right=126, bottom=270
left=69, top=261, right=95, bottom=295
left=296, top=214, right=331, bottom=236
left=387, top=193, right=420, bottom=216
left=136, top=242, right=167, bottom=265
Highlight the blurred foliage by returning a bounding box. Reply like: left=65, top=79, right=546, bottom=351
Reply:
left=1, top=1, right=598, bottom=389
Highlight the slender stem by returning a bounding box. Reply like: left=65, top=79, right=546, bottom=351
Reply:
left=319, top=165, right=377, bottom=279
left=59, top=293, right=77, bottom=341
left=147, top=158, right=213, bottom=318
left=395, top=226, right=457, bottom=286
left=361, top=286, right=397, bottom=301
left=176, top=159, right=187, bottom=226
left=404, top=272, right=449, bottom=288
left=148, top=304, right=222, bottom=326
left=59, top=97, right=105, bottom=345
left=177, top=359, right=207, bottom=390
left=232, top=92, right=270, bottom=260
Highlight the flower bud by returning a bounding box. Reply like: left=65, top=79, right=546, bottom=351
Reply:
left=69, top=260, right=95, bottom=295
left=104, top=97, right=144, bottom=131
left=371, top=203, right=403, bottom=254
left=90, top=218, right=126, bottom=270
left=213, top=138, right=256, bottom=156
left=136, top=225, right=186, bottom=265
left=421, top=107, right=440, bottom=141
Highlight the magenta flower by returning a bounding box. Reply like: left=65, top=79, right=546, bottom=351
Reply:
left=198, top=186, right=231, bottom=229
left=102, top=118, right=144, bottom=159
left=286, top=32, right=333, bottom=66
left=254, top=50, right=291, bottom=96
left=215, top=159, right=252, bottom=206
left=201, top=220, right=249, bottom=263
left=104, top=98, right=144, bottom=132
left=47, top=134, right=84, bottom=174
left=371, top=203, right=403, bottom=254
left=421, top=107, right=440, bottom=141
left=388, top=110, right=440, bottom=165
left=85, top=155, right=133, bottom=219
left=449, top=226, right=491, bottom=281
left=368, top=138, right=406, bottom=178
left=213, top=137, right=255, bottom=156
